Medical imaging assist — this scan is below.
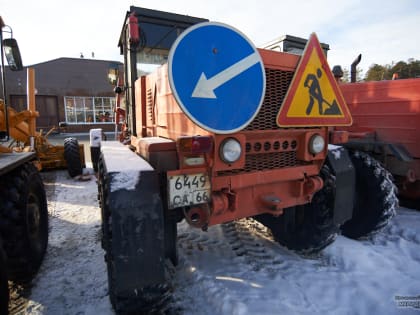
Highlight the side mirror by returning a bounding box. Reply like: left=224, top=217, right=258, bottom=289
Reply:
left=3, top=38, right=23, bottom=71
left=107, top=67, right=119, bottom=85
left=114, top=86, right=123, bottom=94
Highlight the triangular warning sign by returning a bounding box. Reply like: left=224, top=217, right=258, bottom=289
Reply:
left=277, top=33, right=352, bottom=127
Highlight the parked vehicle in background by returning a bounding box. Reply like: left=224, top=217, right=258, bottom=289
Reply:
left=335, top=56, right=420, bottom=208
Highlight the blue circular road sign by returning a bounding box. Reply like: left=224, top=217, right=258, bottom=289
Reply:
left=168, top=22, right=266, bottom=134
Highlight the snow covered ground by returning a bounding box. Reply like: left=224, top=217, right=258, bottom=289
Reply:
left=17, top=169, right=420, bottom=315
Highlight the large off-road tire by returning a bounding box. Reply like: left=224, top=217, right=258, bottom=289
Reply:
left=159, top=173, right=178, bottom=267
left=97, top=157, right=108, bottom=250
left=164, top=215, right=178, bottom=266
left=0, top=241, right=9, bottom=315
left=64, top=137, right=83, bottom=177
left=98, top=162, right=118, bottom=309
left=98, top=154, right=170, bottom=314
left=255, top=165, right=338, bottom=254
left=341, top=151, right=397, bottom=239
left=0, top=163, right=49, bottom=282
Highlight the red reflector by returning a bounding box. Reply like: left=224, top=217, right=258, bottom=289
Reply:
left=178, top=136, right=213, bottom=154
left=128, top=13, right=139, bottom=45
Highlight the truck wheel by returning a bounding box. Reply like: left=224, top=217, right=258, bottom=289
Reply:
left=98, top=155, right=170, bottom=314
left=64, top=137, right=83, bottom=177
left=0, top=241, right=9, bottom=315
left=341, top=151, right=397, bottom=239
left=0, top=163, right=49, bottom=282
left=164, top=214, right=178, bottom=266
left=97, top=157, right=108, bottom=250
left=255, top=165, right=338, bottom=254
left=99, top=169, right=117, bottom=308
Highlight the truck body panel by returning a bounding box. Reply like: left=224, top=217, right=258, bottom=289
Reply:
left=0, top=151, right=35, bottom=176
left=339, top=78, right=420, bottom=200
left=340, top=78, right=420, bottom=158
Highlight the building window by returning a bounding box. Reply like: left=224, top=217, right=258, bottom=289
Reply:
left=64, top=96, right=115, bottom=124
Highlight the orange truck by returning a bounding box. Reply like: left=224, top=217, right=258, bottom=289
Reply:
left=338, top=76, right=420, bottom=207
left=96, top=7, right=398, bottom=313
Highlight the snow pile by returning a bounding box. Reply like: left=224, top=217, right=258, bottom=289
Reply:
left=22, top=170, right=420, bottom=315
left=100, top=142, right=154, bottom=192
left=109, top=171, right=140, bottom=193
left=327, top=144, right=343, bottom=160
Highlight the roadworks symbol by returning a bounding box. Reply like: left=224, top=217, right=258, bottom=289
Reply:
left=277, top=33, right=352, bottom=127
left=304, top=68, right=342, bottom=116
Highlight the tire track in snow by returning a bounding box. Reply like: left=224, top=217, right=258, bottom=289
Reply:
left=222, top=219, right=287, bottom=273
left=172, top=218, right=312, bottom=314
left=173, top=223, right=248, bottom=315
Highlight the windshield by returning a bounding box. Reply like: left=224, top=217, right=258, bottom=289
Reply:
left=136, top=48, right=169, bottom=76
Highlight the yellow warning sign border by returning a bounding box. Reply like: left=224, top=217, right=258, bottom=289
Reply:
left=277, top=33, right=353, bottom=127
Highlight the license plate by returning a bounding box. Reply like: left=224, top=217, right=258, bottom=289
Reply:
left=168, top=173, right=211, bottom=209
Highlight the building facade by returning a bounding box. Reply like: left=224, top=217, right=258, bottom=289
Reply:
left=2, top=57, right=123, bottom=133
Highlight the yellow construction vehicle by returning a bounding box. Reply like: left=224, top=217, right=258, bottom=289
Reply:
left=0, top=16, right=84, bottom=314
left=0, top=66, right=85, bottom=175
left=0, top=16, right=47, bottom=315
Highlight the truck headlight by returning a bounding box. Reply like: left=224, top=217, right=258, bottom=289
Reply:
left=309, top=134, right=325, bottom=154
left=220, top=138, right=242, bottom=163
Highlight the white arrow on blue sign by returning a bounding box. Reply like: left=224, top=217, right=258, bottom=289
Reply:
left=168, top=22, right=266, bottom=134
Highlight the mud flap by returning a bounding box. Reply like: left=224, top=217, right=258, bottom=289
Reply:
left=101, top=142, right=166, bottom=298
left=326, top=146, right=355, bottom=225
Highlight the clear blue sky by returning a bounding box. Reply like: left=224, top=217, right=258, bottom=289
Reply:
left=2, top=0, right=419, bottom=76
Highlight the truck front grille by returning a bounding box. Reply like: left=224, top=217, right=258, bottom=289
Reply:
left=217, top=151, right=309, bottom=176
left=245, top=68, right=294, bottom=131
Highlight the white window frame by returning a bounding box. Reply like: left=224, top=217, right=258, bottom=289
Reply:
left=64, top=96, right=115, bottom=124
